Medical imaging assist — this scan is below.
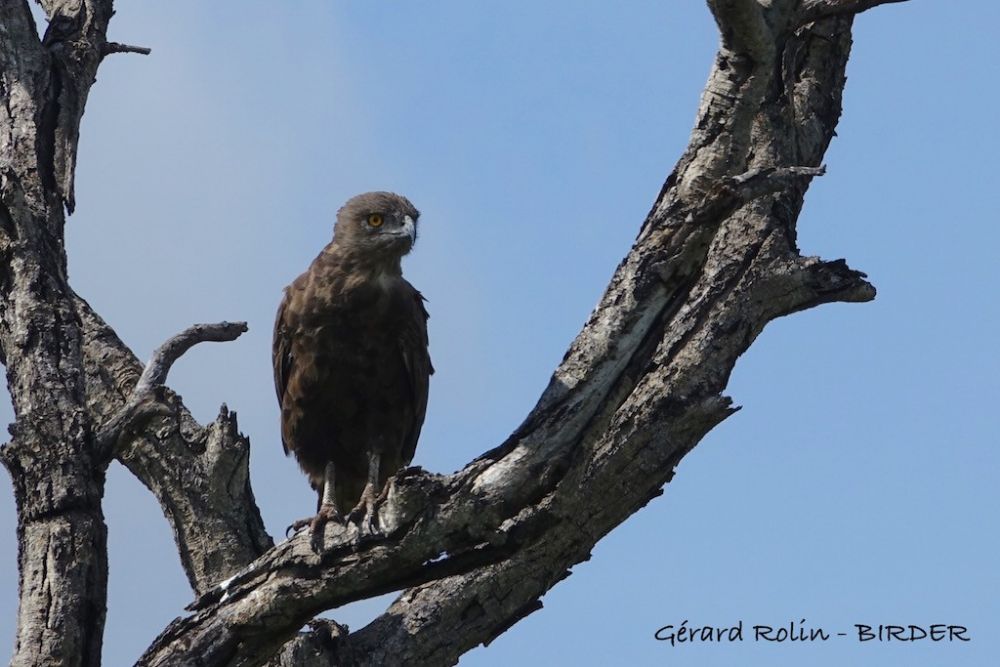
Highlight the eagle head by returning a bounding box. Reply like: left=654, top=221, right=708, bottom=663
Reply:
left=334, top=191, right=420, bottom=258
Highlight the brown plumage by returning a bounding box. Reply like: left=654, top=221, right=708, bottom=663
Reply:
left=273, top=191, right=432, bottom=532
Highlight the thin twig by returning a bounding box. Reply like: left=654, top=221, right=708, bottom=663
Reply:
left=101, top=41, right=152, bottom=56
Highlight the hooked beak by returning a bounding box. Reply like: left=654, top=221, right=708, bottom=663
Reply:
left=400, top=215, right=416, bottom=245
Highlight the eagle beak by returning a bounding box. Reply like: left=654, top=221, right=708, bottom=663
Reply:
left=401, top=215, right=416, bottom=245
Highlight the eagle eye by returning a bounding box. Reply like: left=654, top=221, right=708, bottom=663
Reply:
left=367, top=213, right=384, bottom=228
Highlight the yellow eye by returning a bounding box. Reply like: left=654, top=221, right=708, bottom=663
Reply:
left=367, top=213, right=384, bottom=228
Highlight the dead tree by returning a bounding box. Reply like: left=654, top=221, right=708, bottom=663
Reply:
left=0, top=1, right=910, bottom=665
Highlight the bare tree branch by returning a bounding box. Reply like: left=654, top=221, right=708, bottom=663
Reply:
left=94, top=321, right=248, bottom=460
left=136, top=321, right=248, bottom=393
left=101, top=41, right=151, bottom=56
left=35, top=0, right=116, bottom=214
left=74, top=297, right=274, bottom=595
left=799, top=0, right=910, bottom=23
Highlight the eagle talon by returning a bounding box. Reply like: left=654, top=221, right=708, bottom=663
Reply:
left=347, top=485, right=382, bottom=534
left=286, top=504, right=343, bottom=538
left=285, top=522, right=303, bottom=539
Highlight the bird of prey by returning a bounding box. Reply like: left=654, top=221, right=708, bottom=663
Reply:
left=273, top=191, right=432, bottom=533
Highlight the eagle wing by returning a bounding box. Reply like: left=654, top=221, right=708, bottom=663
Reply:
left=272, top=288, right=294, bottom=455
left=398, top=287, right=433, bottom=465
left=273, top=275, right=431, bottom=472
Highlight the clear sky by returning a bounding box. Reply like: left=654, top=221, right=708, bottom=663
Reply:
left=2, top=1, right=998, bottom=665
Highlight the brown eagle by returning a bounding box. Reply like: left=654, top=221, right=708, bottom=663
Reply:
left=273, top=191, right=432, bottom=533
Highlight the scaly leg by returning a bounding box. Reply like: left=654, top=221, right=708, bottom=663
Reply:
left=287, top=462, right=343, bottom=536
left=348, top=450, right=382, bottom=532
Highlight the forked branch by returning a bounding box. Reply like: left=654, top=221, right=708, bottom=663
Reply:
left=94, top=322, right=247, bottom=461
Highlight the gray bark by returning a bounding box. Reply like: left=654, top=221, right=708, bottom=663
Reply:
left=80, top=312, right=273, bottom=595
left=0, top=1, right=910, bottom=666
left=1, top=2, right=113, bottom=665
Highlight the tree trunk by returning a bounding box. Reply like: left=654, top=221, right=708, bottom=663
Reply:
left=1, top=1, right=113, bottom=664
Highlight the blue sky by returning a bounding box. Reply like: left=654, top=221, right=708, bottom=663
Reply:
left=2, top=1, right=998, bottom=665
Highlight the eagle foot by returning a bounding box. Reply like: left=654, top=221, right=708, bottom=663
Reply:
left=286, top=504, right=344, bottom=538
left=347, top=483, right=386, bottom=534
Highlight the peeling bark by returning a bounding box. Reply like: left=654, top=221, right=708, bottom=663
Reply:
left=0, top=1, right=911, bottom=666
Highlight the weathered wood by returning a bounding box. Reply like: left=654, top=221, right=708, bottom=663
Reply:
left=93, top=320, right=248, bottom=460
left=0, top=3, right=268, bottom=663
left=0, top=1, right=911, bottom=665
left=799, top=0, right=908, bottom=23
left=75, top=298, right=274, bottom=595
left=0, top=2, right=114, bottom=665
